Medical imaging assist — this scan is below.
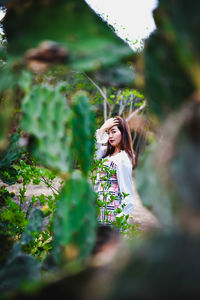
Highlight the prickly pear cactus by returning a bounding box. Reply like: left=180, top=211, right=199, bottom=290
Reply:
left=144, top=0, right=199, bottom=117
left=53, top=170, right=97, bottom=262
left=21, top=84, right=71, bottom=172
left=70, top=91, right=96, bottom=176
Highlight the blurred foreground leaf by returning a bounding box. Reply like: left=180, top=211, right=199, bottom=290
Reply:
left=0, top=243, right=41, bottom=294
left=71, top=91, right=96, bottom=175
left=2, top=0, right=133, bottom=72
left=53, top=171, right=97, bottom=263
left=135, top=143, right=174, bottom=228
left=144, top=0, right=200, bottom=116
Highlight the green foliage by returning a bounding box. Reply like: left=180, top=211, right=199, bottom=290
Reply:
left=71, top=91, right=96, bottom=175
left=21, top=205, right=54, bottom=261
left=0, top=195, right=28, bottom=237
left=21, top=193, right=57, bottom=261
left=105, top=87, right=145, bottom=119
left=0, top=159, right=58, bottom=263
left=16, top=158, right=57, bottom=187
left=21, top=84, right=71, bottom=172
left=53, top=171, right=97, bottom=262
left=0, top=134, right=23, bottom=184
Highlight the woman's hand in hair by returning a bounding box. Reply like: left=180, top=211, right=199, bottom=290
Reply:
left=103, top=118, right=119, bottom=130
left=98, top=118, right=119, bottom=140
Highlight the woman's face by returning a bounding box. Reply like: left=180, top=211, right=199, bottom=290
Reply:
left=108, top=126, right=122, bottom=148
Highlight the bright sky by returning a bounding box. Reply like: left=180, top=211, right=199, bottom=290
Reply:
left=86, top=0, right=158, bottom=51
left=0, top=8, right=5, bottom=35
left=0, top=11, right=4, bottom=21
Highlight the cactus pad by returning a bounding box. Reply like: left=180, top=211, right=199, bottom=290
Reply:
left=21, top=84, right=71, bottom=172
left=53, top=170, right=97, bottom=262
left=70, top=91, right=96, bottom=175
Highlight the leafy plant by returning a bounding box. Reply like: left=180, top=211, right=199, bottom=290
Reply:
left=0, top=157, right=59, bottom=263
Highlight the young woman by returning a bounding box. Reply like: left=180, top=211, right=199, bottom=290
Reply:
left=95, top=116, right=135, bottom=224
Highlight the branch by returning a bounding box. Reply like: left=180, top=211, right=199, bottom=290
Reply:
left=83, top=72, right=108, bottom=121
left=103, top=87, right=107, bottom=122
left=126, top=100, right=146, bottom=122
left=83, top=72, right=107, bottom=102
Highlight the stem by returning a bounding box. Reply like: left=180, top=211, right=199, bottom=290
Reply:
left=40, top=176, right=60, bottom=194
left=82, top=72, right=108, bottom=121
left=103, top=87, right=107, bottom=121
left=126, top=100, right=146, bottom=122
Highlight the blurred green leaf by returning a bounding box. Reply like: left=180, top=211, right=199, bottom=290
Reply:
left=3, top=0, right=133, bottom=72
left=144, top=0, right=200, bottom=116
left=0, top=243, right=41, bottom=295
left=53, top=170, right=97, bottom=262
left=71, top=91, right=96, bottom=175
left=135, top=143, right=174, bottom=228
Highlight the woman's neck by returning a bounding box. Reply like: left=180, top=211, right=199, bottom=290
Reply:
left=112, top=146, right=121, bottom=155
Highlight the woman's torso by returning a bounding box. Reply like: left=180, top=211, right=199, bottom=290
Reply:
left=95, top=151, right=131, bottom=224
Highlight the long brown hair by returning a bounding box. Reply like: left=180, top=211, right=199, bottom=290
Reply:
left=103, top=116, right=135, bottom=167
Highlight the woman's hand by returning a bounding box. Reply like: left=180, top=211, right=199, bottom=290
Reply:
left=101, top=118, right=118, bottom=131
left=98, top=118, right=119, bottom=140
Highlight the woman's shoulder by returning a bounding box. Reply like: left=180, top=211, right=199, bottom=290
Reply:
left=120, top=150, right=131, bottom=159
left=114, top=150, right=132, bottom=166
